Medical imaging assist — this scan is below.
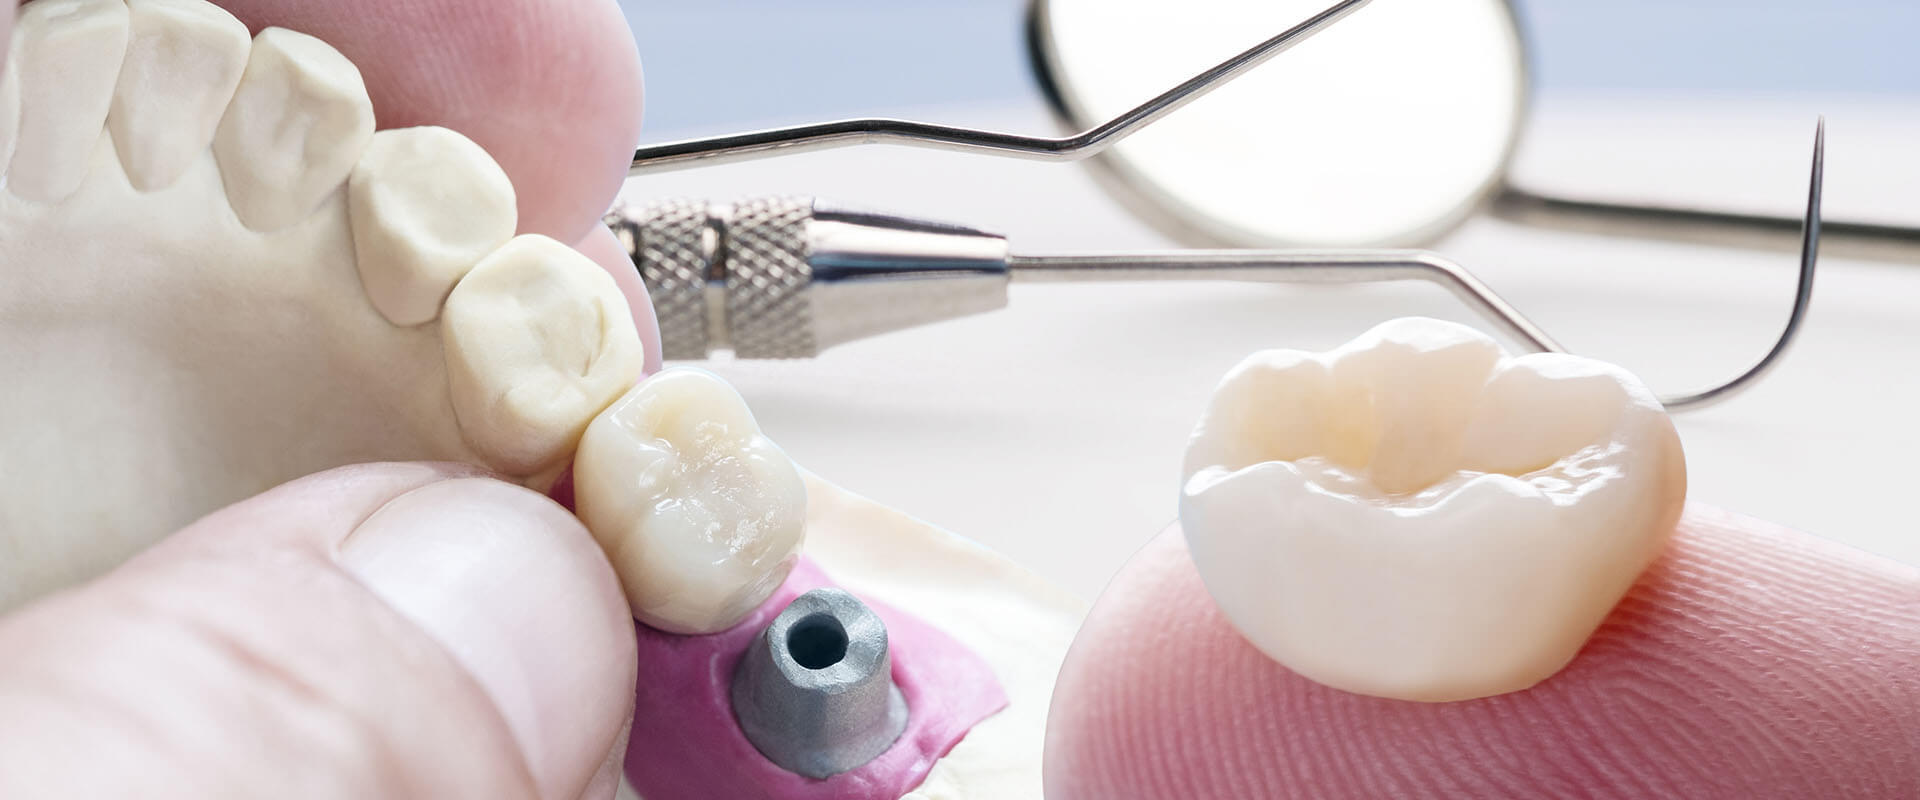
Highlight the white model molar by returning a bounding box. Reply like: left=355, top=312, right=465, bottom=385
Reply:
left=10, top=0, right=129, bottom=201
left=213, top=26, right=373, bottom=231
left=0, top=0, right=644, bottom=611
left=575, top=369, right=808, bottom=635
left=1180, top=317, right=1686, bottom=703
left=442, top=234, right=644, bottom=476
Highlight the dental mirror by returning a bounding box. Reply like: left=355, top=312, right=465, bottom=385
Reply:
left=1033, top=0, right=1523, bottom=248
left=1029, top=0, right=1920, bottom=260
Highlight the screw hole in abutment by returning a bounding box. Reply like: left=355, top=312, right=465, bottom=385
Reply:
left=787, top=613, right=849, bottom=670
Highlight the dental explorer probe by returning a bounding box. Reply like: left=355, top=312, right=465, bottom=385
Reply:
left=606, top=120, right=1824, bottom=413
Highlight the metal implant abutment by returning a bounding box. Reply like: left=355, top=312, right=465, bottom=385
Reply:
left=729, top=588, right=910, bottom=778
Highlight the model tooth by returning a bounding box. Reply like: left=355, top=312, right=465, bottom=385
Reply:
left=1180, top=317, right=1686, bottom=702
left=212, top=27, right=373, bottom=231
left=441, top=235, right=646, bottom=476
left=575, top=369, right=808, bottom=634
left=349, top=127, right=517, bottom=327
left=8, top=0, right=130, bottom=202
left=109, top=0, right=250, bottom=192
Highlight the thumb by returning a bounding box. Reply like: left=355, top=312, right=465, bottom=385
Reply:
left=0, top=463, right=636, bottom=800
left=1044, top=507, right=1920, bottom=799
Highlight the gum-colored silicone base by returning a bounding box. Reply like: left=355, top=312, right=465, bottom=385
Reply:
left=623, top=556, right=1005, bottom=799
left=620, top=475, right=1086, bottom=799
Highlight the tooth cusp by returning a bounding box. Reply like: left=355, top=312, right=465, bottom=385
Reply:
left=440, top=234, right=646, bottom=476
left=1180, top=317, right=1685, bottom=702
left=574, top=369, right=808, bottom=635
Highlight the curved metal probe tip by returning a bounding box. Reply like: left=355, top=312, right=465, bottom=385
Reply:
left=1657, top=117, right=1823, bottom=411
left=627, top=0, right=1373, bottom=174
left=1010, top=118, right=1825, bottom=411
left=1008, top=249, right=1570, bottom=355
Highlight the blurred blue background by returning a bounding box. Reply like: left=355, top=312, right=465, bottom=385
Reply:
left=617, top=0, right=1920, bottom=137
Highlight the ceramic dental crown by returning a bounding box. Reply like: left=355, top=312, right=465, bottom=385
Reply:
left=1179, top=317, right=1687, bottom=702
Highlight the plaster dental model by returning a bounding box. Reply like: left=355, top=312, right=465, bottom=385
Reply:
left=0, top=0, right=656, bottom=610
left=0, top=1, right=1080, bottom=794
left=1180, top=317, right=1687, bottom=702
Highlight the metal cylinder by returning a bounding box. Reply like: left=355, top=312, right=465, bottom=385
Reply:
left=608, top=197, right=1014, bottom=360
left=730, top=588, right=910, bottom=778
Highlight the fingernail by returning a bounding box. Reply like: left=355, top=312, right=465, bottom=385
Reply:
left=340, top=477, right=636, bottom=799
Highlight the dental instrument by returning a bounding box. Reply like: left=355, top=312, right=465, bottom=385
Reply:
left=607, top=119, right=1823, bottom=412
left=1032, top=0, right=1917, bottom=258
left=629, top=0, right=1911, bottom=260
left=616, top=0, right=1831, bottom=410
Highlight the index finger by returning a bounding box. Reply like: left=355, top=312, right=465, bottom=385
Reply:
left=1045, top=508, right=1920, bottom=798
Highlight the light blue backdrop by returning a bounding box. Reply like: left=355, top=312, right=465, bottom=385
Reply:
left=617, top=0, right=1920, bottom=137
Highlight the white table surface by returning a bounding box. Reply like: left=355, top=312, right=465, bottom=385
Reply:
left=617, top=94, right=1920, bottom=600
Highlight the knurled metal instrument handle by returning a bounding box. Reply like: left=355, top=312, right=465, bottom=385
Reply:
left=606, top=197, right=1015, bottom=361
left=606, top=196, right=819, bottom=360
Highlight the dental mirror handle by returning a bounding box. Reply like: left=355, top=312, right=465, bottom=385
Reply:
left=1490, top=186, right=1916, bottom=264
left=624, top=0, right=1374, bottom=177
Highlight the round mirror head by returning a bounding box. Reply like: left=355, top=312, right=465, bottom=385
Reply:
left=1033, top=0, right=1528, bottom=247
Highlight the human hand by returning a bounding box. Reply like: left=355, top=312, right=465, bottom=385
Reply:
left=0, top=464, right=636, bottom=799
left=1044, top=507, right=1920, bottom=798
